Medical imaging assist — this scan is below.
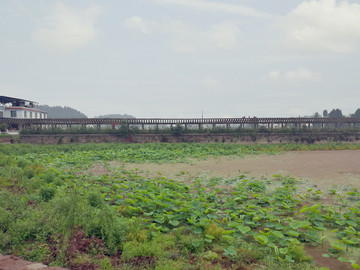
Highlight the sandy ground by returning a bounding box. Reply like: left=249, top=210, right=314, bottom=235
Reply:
left=119, top=150, right=360, bottom=193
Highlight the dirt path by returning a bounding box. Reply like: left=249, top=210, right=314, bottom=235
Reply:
left=0, top=254, right=67, bottom=270
left=120, top=149, right=360, bottom=193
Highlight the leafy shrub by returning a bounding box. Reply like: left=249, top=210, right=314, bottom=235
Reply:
left=0, top=153, right=11, bottom=166
left=0, top=123, right=8, bottom=132
left=17, top=158, right=29, bottom=168
left=9, top=212, right=45, bottom=247
left=84, top=208, right=128, bottom=253
left=99, top=257, right=113, bottom=270
left=23, top=166, right=37, bottom=179
left=43, top=170, right=64, bottom=186
left=245, top=180, right=266, bottom=192
left=87, top=192, right=105, bottom=208
left=121, top=240, right=160, bottom=261
left=44, top=171, right=56, bottom=183
left=0, top=191, right=26, bottom=217
left=0, top=231, right=11, bottom=250
left=48, top=187, right=129, bottom=253
left=39, top=186, right=57, bottom=202
left=0, top=206, right=12, bottom=232
left=21, top=243, right=51, bottom=263
left=202, top=250, right=218, bottom=262
left=176, top=234, right=204, bottom=254
left=121, top=234, right=175, bottom=261
left=288, top=243, right=312, bottom=262
left=154, top=259, right=187, bottom=270
left=125, top=229, right=148, bottom=243
left=204, top=222, right=225, bottom=242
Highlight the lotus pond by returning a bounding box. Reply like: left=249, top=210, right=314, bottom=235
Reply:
left=1, top=142, right=360, bottom=269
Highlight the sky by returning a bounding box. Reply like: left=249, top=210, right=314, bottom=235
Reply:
left=1, top=0, right=360, bottom=118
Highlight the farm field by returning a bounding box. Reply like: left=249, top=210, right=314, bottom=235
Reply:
left=1, top=143, right=360, bottom=270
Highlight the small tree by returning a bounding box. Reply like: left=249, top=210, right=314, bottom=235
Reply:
left=0, top=123, right=8, bottom=132
left=118, top=121, right=130, bottom=137
left=328, top=109, right=344, bottom=118
left=323, top=110, right=328, bottom=118
left=171, top=124, right=184, bottom=136
left=351, top=108, right=360, bottom=118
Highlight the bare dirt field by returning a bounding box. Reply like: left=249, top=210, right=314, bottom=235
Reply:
left=120, top=149, right=360, bottom=193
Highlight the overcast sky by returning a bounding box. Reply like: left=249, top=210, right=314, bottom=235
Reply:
left=1, top=0, right=360, bottom=118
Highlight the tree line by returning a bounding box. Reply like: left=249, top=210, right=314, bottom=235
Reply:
left=313, top=108, right=360, bottom=118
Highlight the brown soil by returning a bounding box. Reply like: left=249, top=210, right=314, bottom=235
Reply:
left=119, top=150, right=360, bottom=193
left=0, top=253, right=67, bottom=270
left=304, top=245, right=354, bottom=270
left=84, top=163, right=111, bottom=176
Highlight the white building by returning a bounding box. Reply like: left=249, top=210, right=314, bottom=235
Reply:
left=0, top=96, right=47, bottom=119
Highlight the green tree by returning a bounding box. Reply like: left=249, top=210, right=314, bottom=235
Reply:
left=328, top=109, right=344, bottom=118
left=0, top=123, right=8, bottom=132
left=323, top=110, right=328, bottom=118
left=171, top=124, right=184, bottom=136
left=118, top=121, right=130, bottom=137
left=351, top=108, right=360, bottom=118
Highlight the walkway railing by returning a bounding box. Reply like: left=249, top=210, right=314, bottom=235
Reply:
left=1, top=117, right=360, bottom=130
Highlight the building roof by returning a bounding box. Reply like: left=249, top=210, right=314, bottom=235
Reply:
left=0, top=95, right=37, bottom=106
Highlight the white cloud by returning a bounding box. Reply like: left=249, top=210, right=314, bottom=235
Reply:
left=124, top=17, right=240, bottom=52
left=266, top=70, right=281, bottom=80
left=280, top=0, right=360, bottom=53
left=124, top=16, right=153, bottom=35
left=262, top=68, right=323, bottom=83
left=205, top=22, right=239, bottom=50
left=32, top=2, right=101, bottom=53
left=153, top=0, right=272, bottom=18
left=201, top=77, right=220, bottom=88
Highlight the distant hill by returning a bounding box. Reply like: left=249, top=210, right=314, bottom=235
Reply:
left=36, top=105, right=87, bottom=118
left=96, top=114, right=135, bottom=119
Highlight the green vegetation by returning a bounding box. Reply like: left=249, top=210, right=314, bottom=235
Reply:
left=1, top=143, right=360, bottom=269
left=0, top=123, right=8, bottom=132
left=19, top=124, right=360, bottom=136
